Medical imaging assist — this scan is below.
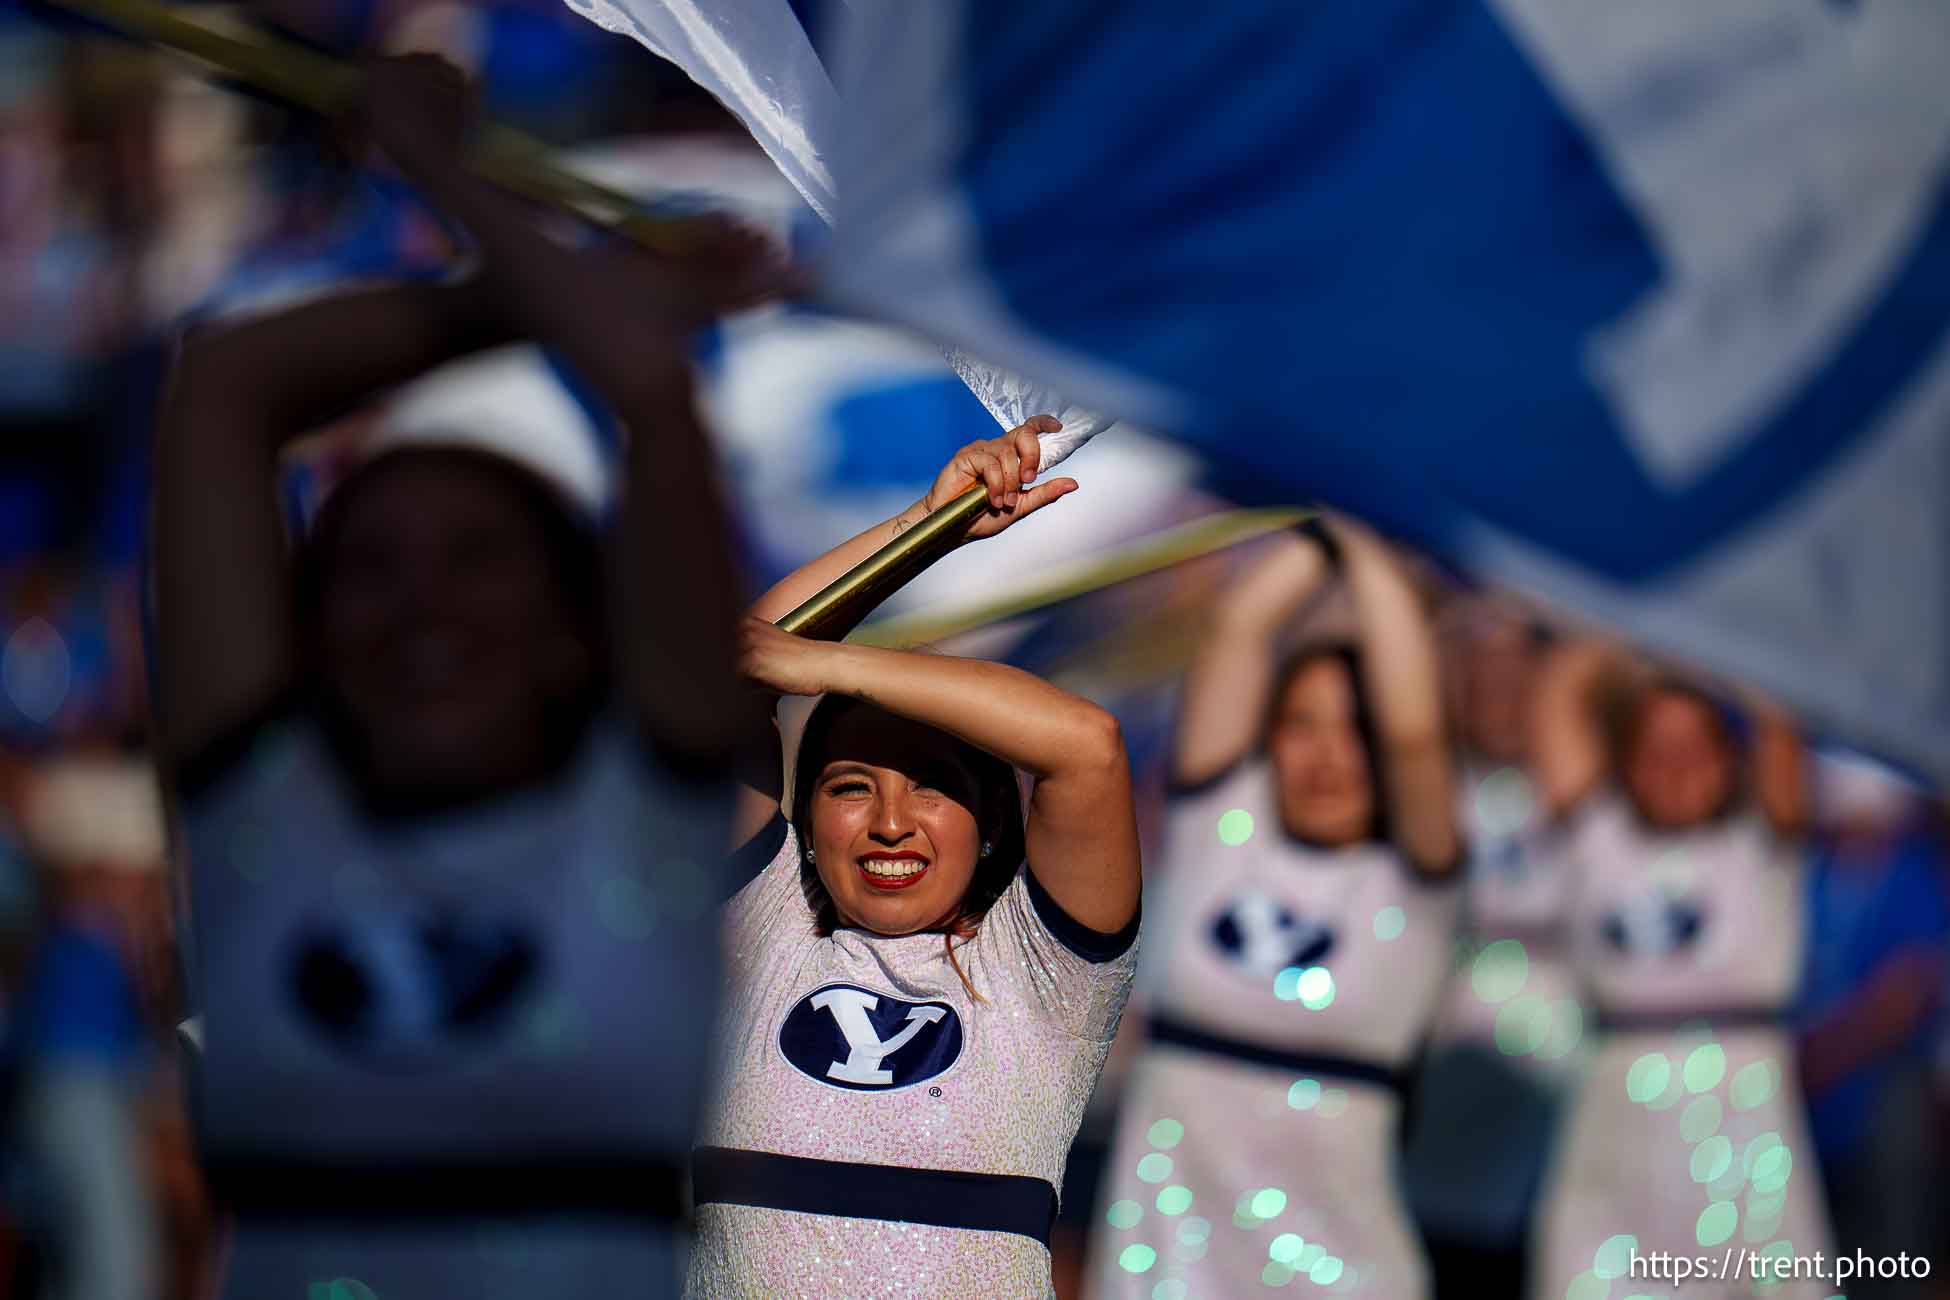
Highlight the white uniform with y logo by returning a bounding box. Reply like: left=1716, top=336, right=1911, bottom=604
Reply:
left=1088, top=762, right=1459, bottom=1299
left=1534, top=793, right=1833, bottom=1300
left=688, top=818, right=1138, bottom=1298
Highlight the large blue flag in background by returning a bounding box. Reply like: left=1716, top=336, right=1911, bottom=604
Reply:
left=817, top=0, right=1950, bottom=779
left=571, top=0, right=1950, bottom=779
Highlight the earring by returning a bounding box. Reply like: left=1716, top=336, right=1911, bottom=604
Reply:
left=806, top=848, right=817, bottom=863
left=980, top=841, right=993, bottom=858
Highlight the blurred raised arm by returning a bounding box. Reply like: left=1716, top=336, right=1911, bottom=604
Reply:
left=1171, top=529, right=1333, bottom=787
left=1332, top=518, right=1460, bottom=874
left=1531, top=638, right=1616, bottom=819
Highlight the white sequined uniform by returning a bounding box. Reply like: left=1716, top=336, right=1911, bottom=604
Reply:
left=1535, top=794, right=1834, bottom=1300
left=687, top=820, right=1138, bottom=1298
left=182, top=714, right=729, bottom=1299
left=1089, top=763, right=1460, bottom=1298
left=1436, top=759, right=1584, bottom=1073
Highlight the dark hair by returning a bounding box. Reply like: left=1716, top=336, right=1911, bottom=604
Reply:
left=1262, top=642, right=1390, bottom=845
left=1607, top=676, right=1745, bottom=824
left=790, top=694, right=1026, bottom=963
left=290, top=445, right=608, bottom=801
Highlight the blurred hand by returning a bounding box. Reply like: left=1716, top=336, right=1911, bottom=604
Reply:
left=739, top=616, right=842, bottom=697
left=355, top=53, right=477, bottom=176
left=921, top=416, right=1080, bottom=542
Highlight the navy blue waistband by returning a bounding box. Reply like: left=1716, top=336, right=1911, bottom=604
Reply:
left=1148, top=1016, right=1406, bottom=1094
left=1596, top=1006, right=1791, bottom=1035
left=691, top=1146, right=1058, bottom=1246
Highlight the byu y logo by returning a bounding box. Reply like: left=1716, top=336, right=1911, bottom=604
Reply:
left=1210, top=892, right=1334, bottom=977
left=778, top=984, right=964, bottom=1092
left=1601, top=889, right=1706, bottom=959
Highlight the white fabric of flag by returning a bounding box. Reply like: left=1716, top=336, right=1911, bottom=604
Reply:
left=558, top=0, right=1114, bottom=467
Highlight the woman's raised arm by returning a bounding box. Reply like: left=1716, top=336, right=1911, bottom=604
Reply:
left=1332, top=517, right=1460, bottom=873
left=1172, top=528, right=1333, bottom=788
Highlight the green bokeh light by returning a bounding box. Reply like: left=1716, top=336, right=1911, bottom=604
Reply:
left=1565, top=1272, right=1608, bottom=1300
left=1288, top=1078, right=1322, bottom=1110
left=1136, top=1153, right=1174, bottom=1184
left=1750, top=1144, right=1793, bottom=1196
left=1471, top=939, right=1530, bottom=1003
left=1269, top=1233, right=1306, bottom=1264
left=1178, top=1216, right=1212, bottom=1245
left=1696, top=1201, right=1739, bottom=1247
left=1147, top=1118, right=1185, bottom=1150
left=1536, top=999, right=1585, bottom=1061
left=1107, top=1199, right=1144, bottom=1229
left=1218, top=809, right=1255, bottom=846
left=1261, top=1261, right=1296, bottom=1287
left=1683, top=1043, right=1727, bottom=1094
left=1594, top=1234, right=1638, bottom=1279
left=1297, top=966, right=1335, bottom=1010
left=1495, top=995, right=1549, bottom=1056
left=1317, top=1089, right=1349, bottom=1118
left=1626, top=1053, right=1672, bottom=1103
left=1250, top=1187, right=1288, bottom=1219
left=1157, top=1185, right=1194, bottom=1216
left=1152, top=1282, right=1188, bottom=1300
left=1692, top=1136, right=1733, bottom=1184
left=1119, top=1244, right=1158, bottom=1274
left=1730, top=1060, right=1777, bottom=1111
left=1680, top=1095, right=1723, bottom=1143
left=1309, top=1256, right=1345, bottom=1286
left=1373, top=906, right=1406, bottom=941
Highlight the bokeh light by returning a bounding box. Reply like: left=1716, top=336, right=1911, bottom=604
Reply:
left=1372, top=906, right=1406, bottom=941
left=1495, top=994, right=1549, bottom=1055
left=1269, top=1232, right=1306, bottom=1264
left=1296, top=966, right=1335, bottom=1010
left=1108, top=1199, right=1144, bottom=1229
left=1136, top=1153, right=1174, bottom=1184
left=1288, top=1078, right=1322, bottom=1110
left=1147, top=1118, right=1185, bottom=1149
left=1471, top=938, right=1529, bottom=1003
left=1594, top=1234, right=1637, bottom=1279
left=1680, top=1095, right=1723, bottom=1143
left=1119, top=1243, right=1158, bottom=1274
left=1696, top=1200, right=1739, bottom=1247
left=1692, top=1135, right=1733, bottom=1183
left=1626, top=1053, right=1671, bottom=1103
left=1156, top=1185, right=1194, bottom=1216
left=1250, top=1187, right=1287, bottom=1219
left=1218, top=809, right=1255, bottom=845
left=1683, top=1043, right=1726, bottom=1093
left=1730, top=1059, right=1777, bottom=1111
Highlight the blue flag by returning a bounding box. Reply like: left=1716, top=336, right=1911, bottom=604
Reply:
left=804, top=0, right=1950, bottom=778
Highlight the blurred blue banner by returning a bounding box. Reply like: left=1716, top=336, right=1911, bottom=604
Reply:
left=801, top=0, right=1950, bottom=779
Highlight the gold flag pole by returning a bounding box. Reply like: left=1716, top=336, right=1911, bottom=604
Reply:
left=41, top=0, right=709, bottom=255
left=775, top=484, right=994, bottom=639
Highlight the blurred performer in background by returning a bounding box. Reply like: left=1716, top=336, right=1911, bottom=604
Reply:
left=1796, top=752, right=1947, bottom=1300
left=694, top=427, right=1143, bottom=1298
left=1403, top=599, right=1578, bottom=1297
left=151, top=56, right=763, bottom=1298
left=1531, top=642, right=1832, bottom=1300
left=1086, top=518, right=1461, bottom=1299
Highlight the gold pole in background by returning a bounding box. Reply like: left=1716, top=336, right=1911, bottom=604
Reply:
left=40, top=0, right=709, bottom=255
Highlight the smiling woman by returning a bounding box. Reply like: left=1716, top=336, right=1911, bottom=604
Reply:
left=685, top=426, right=1143, bottom=1299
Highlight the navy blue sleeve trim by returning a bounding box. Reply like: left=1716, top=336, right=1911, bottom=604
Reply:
left=170, top=690, right=305, bottom=804
left=725, top=812, right=790, bottom=897
left=1023, top=866, right=1139, bottom=963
